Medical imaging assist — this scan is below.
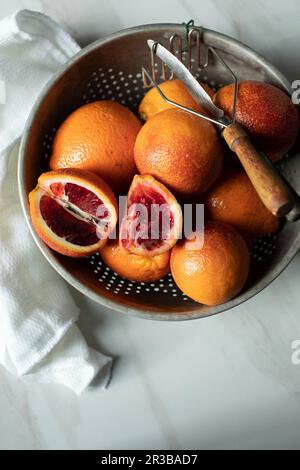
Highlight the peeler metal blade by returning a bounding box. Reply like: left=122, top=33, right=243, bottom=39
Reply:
left=147, top=39, right=224, bottom=121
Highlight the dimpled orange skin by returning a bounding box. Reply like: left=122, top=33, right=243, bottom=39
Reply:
left=203, top=165, right=279, bottom=242
left=134, top=108, right=224, bottom=198
left=49, top=101, right=142, bottom=193
left=170, top=221, right=250, bottom=306
left=213, top=81, right=299, bottom=162
left=138, top=79, right=214, bottom=121
left=101, top=239, right=170, bottom=282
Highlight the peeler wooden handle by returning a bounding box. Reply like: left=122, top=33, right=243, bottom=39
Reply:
left=223, top=123, right=300, bottom=219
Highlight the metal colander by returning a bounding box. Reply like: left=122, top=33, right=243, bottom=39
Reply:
left=18, top=24, right=300, bottom=320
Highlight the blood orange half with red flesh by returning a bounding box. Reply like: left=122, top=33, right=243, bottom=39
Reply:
left=29, top=169, right=118, bottom=257
left=120, top=175, right=182, bottom=256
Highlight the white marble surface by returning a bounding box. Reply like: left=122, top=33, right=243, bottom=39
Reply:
left=1, top=0, right=300, bottom=450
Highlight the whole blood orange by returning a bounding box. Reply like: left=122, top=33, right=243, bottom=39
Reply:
left=101, top=239, right=170, bottom=282
left=203, top=165, right=279, bottom=242
left=134, top=108, right=224, bottom=198
left=49, top=101, right=142, bottom=193
left=138, top=78, right=214, bottom=121
left=120, top=174, right=182, bottom=256
left=213, top=81, right=299, bottom=162
left=171, top=221, right=250, bottom=306
left=29, top=169, right=118, bottom=257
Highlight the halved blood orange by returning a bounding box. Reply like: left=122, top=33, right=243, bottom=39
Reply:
left=120, top=175, right=182, bottom=256
left=29, top=169, right=118, bottom=257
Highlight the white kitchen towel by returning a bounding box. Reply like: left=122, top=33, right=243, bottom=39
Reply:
left=0, top=9, right=113, bottom=395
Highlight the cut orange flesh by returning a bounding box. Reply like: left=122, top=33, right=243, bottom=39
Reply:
left=120, top=175, right=182, bottom=256
left=29, top=169, right=118, bottom=257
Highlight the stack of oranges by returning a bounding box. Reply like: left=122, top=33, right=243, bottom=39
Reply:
left=29, top=77, right=299, bottom=306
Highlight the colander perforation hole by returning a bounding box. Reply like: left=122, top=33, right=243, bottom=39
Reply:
left=207, top=79, right=217, bottom=92
left=42, top=128, right=56, bottom=159
left=80, top=68, right=143, bottom=109
left=250, top=234, right=277, bottom=261
left=87, top=238, right=281, bottom=304
left=88, top=253, right=184, bottom=301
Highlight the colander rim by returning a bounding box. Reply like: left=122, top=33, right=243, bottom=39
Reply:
left=18, top=23, right=300, bottom=321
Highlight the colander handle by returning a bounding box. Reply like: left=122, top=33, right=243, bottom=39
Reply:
left=223, top=122, right=300, bottom=220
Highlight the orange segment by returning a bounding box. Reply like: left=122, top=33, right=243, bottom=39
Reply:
left=29, top=169, right=118, bottom=257
left=120, top=174, right=182, bottom=257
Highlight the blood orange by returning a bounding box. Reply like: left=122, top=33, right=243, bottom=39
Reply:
left=138, top=78, right=214, bottom=121
left=29, top=169, right=118, bottom=257
left=120, top=175, right=182, bottom=256
left=203, top=164, right=279, bottom=242
left=134, top=108, right=224, bottom=198
left=213, top=81, right=299, bottom=162
left=171, top=222, right=250, bottom=306
left=101, top=239, right=170, bottom=282
left=49, top=101, right=142, bottom=193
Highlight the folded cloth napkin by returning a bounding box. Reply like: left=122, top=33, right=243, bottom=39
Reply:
left=0, top=9, right=113, bottom=395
